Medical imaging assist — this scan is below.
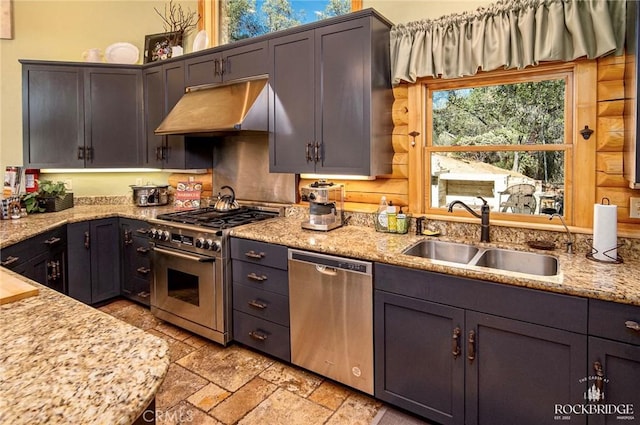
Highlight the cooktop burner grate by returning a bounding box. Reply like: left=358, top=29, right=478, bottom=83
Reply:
left=156, top=206, right=279, bottom=229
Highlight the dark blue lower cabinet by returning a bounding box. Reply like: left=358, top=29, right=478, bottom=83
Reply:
left=374, top=263, right=589, bottom=425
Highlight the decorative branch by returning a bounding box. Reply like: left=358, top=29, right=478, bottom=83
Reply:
left=154, top=0, right=200, bottom=45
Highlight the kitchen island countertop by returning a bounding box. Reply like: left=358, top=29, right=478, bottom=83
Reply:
left=0, top=269, right=169, bottom=425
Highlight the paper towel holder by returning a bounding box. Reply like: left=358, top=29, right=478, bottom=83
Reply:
left=586, top=240, right=623, bottom=264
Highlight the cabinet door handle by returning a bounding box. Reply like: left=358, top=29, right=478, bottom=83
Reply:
left=247, top=272, right=267, bottom=282
left=43, top=236, right=61, bottom=246
left=86, top=146, right=94, bottom=161
left=137, top=291, right=150, bottom=298
left=84, top=231, right=90, bottom=249
left=625, top=320, right=640, bottom=332
left=245, top=250, right=265, bottom=259
left=77, top=146, right=85, bottom=159
left=136, top=228, right=149, bottom=235
left=593, top=361, right=605, bottom=401
left=136, top=247, right=150, bottom=254
left=47, top=260, right=61, bottom=281
left=124, top=230, right=133, bottom=245
left=136, top=267, right=150, bottom=275
left=1, top=256, right=20, bottom=266
left=467, top=330, right=476, bottom=362
left=314, top=142, right=321, bottom=163
left=452, top=327, right=461, bottom=358
left=155, top=146, right=162, bottom=161
left=248, top=299, right=267, bottom=309
left=305, top=143, right=313, bottom=162
left=249, top=330, right=268, bottom=341
left=220, top=58, right=226, bottom=75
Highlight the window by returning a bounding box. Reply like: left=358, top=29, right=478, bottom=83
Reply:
left=218, top=0, right=356, bottom=44
left=419, top=65, right=579, bottom=222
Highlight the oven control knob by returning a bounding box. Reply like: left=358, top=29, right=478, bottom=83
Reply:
left=149, top=228, right=157, bottom=238
left=209, top=240, right=221, bottom=252
left=195, top=237, right=205, bottom=248
left=160, top=230, right=170, bottom=241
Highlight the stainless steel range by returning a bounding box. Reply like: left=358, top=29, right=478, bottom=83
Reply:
left=148, top=205, right=282, bottom=345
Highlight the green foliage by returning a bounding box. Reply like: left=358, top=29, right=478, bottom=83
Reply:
left=20, top=180, right=67, bottom=214
left=223, top=0, right=350, bottom=42
left=432, top=79, right=565, bottom=183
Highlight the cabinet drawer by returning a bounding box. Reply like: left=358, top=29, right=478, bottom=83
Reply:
left=1, top=226, right=66, bottom=269
left=230, top=238, right=287, bottom=269
left=232, top=261, right=288, bottom=295
left=589, top=299, right=640, bottom=345
left=233, top=283, right=289, bottom=326
left=233, top=310, right=290, bottom=361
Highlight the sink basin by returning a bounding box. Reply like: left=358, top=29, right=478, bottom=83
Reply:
left=402, top=240, right=480, bottom=264
left=473, top=248, right=558, bottom=276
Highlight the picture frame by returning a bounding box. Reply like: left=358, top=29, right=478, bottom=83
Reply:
left=143, top=31, right=183, bottom=63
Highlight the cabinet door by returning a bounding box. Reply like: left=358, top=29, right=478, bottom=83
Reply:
left=222, top=41, right=268, bottom=81
left=375, top=291, right=465, bottom=425
left=22, top=64, right=84, bottom=168
left=90, top=218, right=121, bottom=303
left=588, top=337, right=640, bottom=425
left=465, top=311, right=587, bottom=425
left=143, top=65, right=165, bottom=168
left=163, top=61, right=188, bottom=169
left=67, top=221, right=92, bottom=304
left=315, top=18, right=370, bottom=174
left=268, top=30, right=316, bottom=173
left=184, top=53, right=222, bottom=87
left=84, top=68, right=143, bottom=167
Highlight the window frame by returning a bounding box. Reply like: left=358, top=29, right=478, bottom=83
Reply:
left=407, top=61, right=598, bottom=228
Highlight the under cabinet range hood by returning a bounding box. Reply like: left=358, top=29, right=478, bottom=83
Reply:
left=155, top=77, right=269, bottom=136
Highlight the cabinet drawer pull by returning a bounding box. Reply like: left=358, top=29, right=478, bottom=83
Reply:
left=43, top=237, right=61, bottom=246
left=467, top=330, right=476, bottom=363
left=593, top=361, right=604, bottom=399
left=248, top=299, right=267, bottom=309
left=136, top=228, right=149, bottom=235
left=136, top=247, right=150, bottom=254
left=137, top=291, right=150, bottom=298
left=625, top=320, right=640, bottom=332
left=249, top=330, right=268, bottom=341
left=247, top=272, right=267, bottom=282
left=1, top=256, right=20, bottom=266
left=245, top=250, right=265, bottom=259
left=137, top=267, right=151, bottom=275
left=452, top=327, right=461, bottom=359
left=305, top=143, right=313, bottom=162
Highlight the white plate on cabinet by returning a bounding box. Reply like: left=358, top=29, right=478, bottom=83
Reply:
left=105, top=42, right=139, bottom=64
left=192, top=30, right=209, bottom=52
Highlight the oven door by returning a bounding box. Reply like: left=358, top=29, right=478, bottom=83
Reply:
left=151, top=245, right=217, bottom=329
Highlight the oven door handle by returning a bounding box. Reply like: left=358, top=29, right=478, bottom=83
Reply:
left=152, top=246, right=215, bottom=263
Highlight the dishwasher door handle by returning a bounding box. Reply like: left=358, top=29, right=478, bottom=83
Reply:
left=315, top=265, right=338, bottom=276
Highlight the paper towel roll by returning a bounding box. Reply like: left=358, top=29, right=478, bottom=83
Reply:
left=593, top=203, right=618, bottom=261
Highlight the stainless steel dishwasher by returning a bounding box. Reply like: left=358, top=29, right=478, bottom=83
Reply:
left=288, top=249, right=373, bottom=395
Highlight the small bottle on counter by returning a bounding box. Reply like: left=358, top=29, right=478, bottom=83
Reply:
left=396, top=207, right=408, bottom=234
left=387, top=201, right=397, bottom=233
left=376, top=196, right=388, bottom=232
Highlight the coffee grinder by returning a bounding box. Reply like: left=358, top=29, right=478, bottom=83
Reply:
left=300, top=181, right=344, bottom=231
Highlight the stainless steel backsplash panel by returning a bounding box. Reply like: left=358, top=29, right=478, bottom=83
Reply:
left=212, top=134, right=297, bottom=204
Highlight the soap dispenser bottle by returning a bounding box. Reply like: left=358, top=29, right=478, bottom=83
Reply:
left=376, top=196, right=388, bottom=232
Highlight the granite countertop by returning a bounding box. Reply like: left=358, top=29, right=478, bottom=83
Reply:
left=229, top=216, right=640, bottom=307
left=0, top=270, right=170, bottom=425
left=2, top=205, right=639, bottom=308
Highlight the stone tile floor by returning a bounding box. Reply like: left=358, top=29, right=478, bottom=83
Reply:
left=98, top=298, right=432, bottom=425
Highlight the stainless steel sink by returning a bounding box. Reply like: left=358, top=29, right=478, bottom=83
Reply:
left=473, top=248, right=558, bottom=276
left=402, top=240, right=559, bottom=277
left=402, top=240, right=480, bottom=264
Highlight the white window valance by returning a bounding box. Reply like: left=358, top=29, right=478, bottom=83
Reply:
left=390, top=0, right=627, bottom=84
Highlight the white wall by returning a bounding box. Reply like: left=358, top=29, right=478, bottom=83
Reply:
left=363, top=0, right=494, bottom=25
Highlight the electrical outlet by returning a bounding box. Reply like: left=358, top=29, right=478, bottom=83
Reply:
left=63, top=179, right=72, bottom=190
left=630, top=197, right=640, bottom=219
left=135, top=178, right=143, bottom=186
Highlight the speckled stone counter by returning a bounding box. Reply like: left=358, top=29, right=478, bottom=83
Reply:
left=229, top=216, right=640, bottom=307
left=0, top=270, right=170, bottom=425
left=2, top=205, right=639, bottom=307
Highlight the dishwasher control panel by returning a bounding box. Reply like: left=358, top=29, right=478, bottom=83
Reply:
left=288, top=249, right=372, bottom=275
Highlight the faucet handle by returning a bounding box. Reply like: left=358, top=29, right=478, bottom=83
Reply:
left=477, top=196, right=488, bottom=205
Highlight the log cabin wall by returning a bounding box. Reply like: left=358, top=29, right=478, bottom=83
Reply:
left=597, top=55, right=640, bottom=232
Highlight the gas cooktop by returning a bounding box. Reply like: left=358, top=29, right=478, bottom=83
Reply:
left=155, top=206, right=280, bottom=229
